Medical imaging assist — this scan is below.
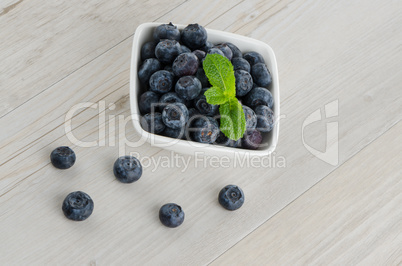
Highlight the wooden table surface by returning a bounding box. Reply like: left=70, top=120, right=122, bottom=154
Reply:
left=1, top=0, right=401, bottom=265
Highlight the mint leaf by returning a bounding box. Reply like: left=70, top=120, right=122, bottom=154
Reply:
left=204, top=87, right=227, bottom=105
left=219, top=98, right=246, bottom=141
left=203, top=54, right=236, bottom=98
left=202, top=54, right=247, bottom=140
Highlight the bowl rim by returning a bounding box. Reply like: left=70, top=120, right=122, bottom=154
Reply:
left=129, top=22, right=280, bottom=158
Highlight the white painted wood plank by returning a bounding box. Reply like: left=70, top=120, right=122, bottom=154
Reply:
left=0, top=0, right=401, bottom=264
left=0, top=0, right=245, bottom=117
left=212, top=122, right=402, bottom=265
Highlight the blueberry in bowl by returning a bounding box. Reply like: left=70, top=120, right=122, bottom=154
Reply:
left=130, top=22, right=279, bottom=157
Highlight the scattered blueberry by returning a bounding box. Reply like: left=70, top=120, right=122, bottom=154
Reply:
left=218, top=185, right=244, bottom=211
left=241, top=129, right=263, bottom=150
left=50, top=146, right=76, bottom=169
left=113, top=156, right=143, bottom=183
left=244, top=87, right=274, bottom=109
left=62, top=191, right=94, bottom=221
left=243, top=51, right=265, bottom=66
left=251, top=63, right=272, bottom=88
left=162, top=103, right=189, bottom=129
left=172, top=53, right=199, bottom=77
left=140, top=41, right=156, bottom=61
left=232, top=57, right=250, bottom=72
left=243, top=105, right=257, bottom=130
left=175, top=76, right=202, bottom=100
left=153, top=22, right=181, bottom=42
left=155, top=39, right=181, bottom=64
left=141, top=112, right=165, bottom=134
left=159, top=203, right=185, bottom=228
left=255, top=105, right=274, bottom=132
left=226, top=42, right=242, bottom=58
left=234, top=70, right=253, bottom=97
left=190, top=116, right=220, bottom=144
left=139, top=91, right=160, bottom=114
left=181, top=23, right=207, bottom=50
left=149, top=70, right=174, bottom=94
left=138, top=58, right=161, bottom=85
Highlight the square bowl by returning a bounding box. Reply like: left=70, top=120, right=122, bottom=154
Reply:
left=130, top=22, right=280, bottom=158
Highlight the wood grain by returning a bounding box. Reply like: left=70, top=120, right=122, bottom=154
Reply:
left=212, top=122, right=402, bottom=265
left=0, top=0, right=401, bottom=264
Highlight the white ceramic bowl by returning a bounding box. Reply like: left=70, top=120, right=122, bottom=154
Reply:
left=130, top=22, right=280, bottom=158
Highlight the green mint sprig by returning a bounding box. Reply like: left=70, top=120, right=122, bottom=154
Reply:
left=203, top=54, right=246, bottom=141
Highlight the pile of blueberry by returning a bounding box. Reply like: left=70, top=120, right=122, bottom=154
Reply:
left=51, top=147, right=244, bottom=227
left=138, top=23, right=274, bottom=149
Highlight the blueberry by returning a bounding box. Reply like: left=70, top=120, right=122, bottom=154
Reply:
left=172, top=53, right=199, bottom=77
left=50, top=146, right=76, bottom=169
left=188, top=108, right=200, bottom=120
left=244, top=87, right=274, bottom=109
left=200, top=41, right=214, bottom=53
left=190, top=116, right=220, bottom=144
left=153, top=22, right=181, bottom=42
left=234, top=70, right=253, bottom=97
left=181, top=23, right=207, bottom=50
left=241, top=129, right=263, bottom=150
left=179, top=45, right=192, bottom=54
left=138, top=58, right=161, bottom=85
left=192, top=50, right=206, bottom=64
left=149, top=70, right=174, bottom=94
left=113, top=156, right=143, bottom=183
left=159, top=92, right=186, bottom=111
left=193, top=90, right=219, bottom=116
left=243, top=51, right=265, bottom=66
left=251, top=63, right=272, bottom=88
left=162, top=65, right=171, bottom=71
left=155, top=39, right=181, bottom=64
left=195, top=67, right=210, bottom=88
left=214, top=131, right=241, bottom=148
left=162, top=103, right=189, bottom=129
left=163, top=127, right=185, bottom=139
left=208, top=48, right=225, bottom=57
left=159, top=203, right=185, bottom=228
left=175, top=76, right=202, bottom=100
left=139, top=91, right=159, bottom=114
left=226, top=42, right=242, bottom=58
left=214, top=43, right=233, bottom=60
left=141, top=41, right=157, bottom=61
left=255, top=105, right=274, bottom=132
left=140, top=112, right=165, bottom=134
left=218, top=185, right=244, bottom=211
left=243, top=105, right=257, bottom=130
left=62, top=191, right=94, bottom=221
left=232, top=57, right=250, bottom=72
